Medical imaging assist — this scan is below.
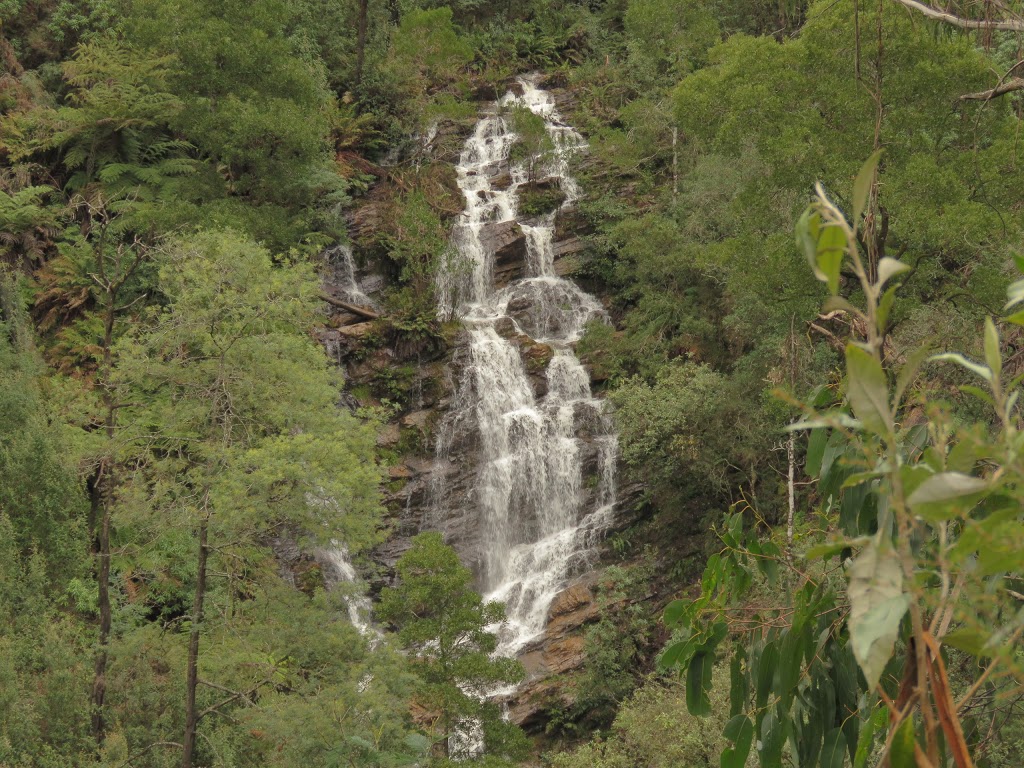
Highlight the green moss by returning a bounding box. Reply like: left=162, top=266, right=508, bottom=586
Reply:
left=518, top=182, right=567, bottom=218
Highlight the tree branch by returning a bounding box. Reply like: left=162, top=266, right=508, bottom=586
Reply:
left=320, top=293, right=379, bottom=320
left=961, top=77, right=1024, bottom=101
left=892, top=0, right=1024, bottom=31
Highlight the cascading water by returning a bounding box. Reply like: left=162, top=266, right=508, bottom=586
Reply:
left=321, top=544, right=376, bottom=639
left=327, top=243, right=378, bottom=310
left=435, top=76, right=618, bottom=658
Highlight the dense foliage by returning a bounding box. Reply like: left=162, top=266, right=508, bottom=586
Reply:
left=2, top=0, right=1023, bottom=765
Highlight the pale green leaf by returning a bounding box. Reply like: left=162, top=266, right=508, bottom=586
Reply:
left=817, top=225, right=847, bottom=295
left=906, top=472, right=987, bottom=505
left=848, top=540, right=908, bottom=690
left=823, top=295, right=862, bottom=316
left=852, top=149, right=884, bottom=226
left=845, top=344, right=891, bottom=436
left=984, top=317, right=1002, bottom=381
left=875, top=257, right=909, bottom=290
left=930, top=353, right=992, bottom=383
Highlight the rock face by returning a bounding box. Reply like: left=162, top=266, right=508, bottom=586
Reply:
left=505, top=577, right=602, bottom=730
left=481, top=219, right=529, bottom=287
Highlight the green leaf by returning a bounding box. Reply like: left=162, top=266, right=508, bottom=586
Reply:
left=889, top=717, right=916, bottom=768
left=686, top=651, right=714, bottom=716
left=758, top=709, right=786, bottom=768
left=906, top=472, right=987, bottom=521
left=820, top=728, right=848, bottom=768
left=663, top=599, right=688, bottom=628
left=659, top=637, right=694, bottom=670
left=894, top=344, right=933, bottom=407
left=877, top=284, right=898, bottom=333
left=756, top=642, right=778, bottom=708
left=847, top=540, right=908, bottom=690
left=806, top=428, right=828, bottom=477
left=845, top=344, right=891, bottom=436
left=930, top=353, right=992, bottom=383
left=797, top=208, right=821, bottom=271
left=823, top=295, right=862, bottom=317
left=776, top=628, right=805, bottom=710
left=806, top=537, right=861, bottom=561
left=729, top=646, right=748, bottom=718
left=1005, top=308, right=1024, bottom=326
left=959, top=385, right=995, bottom=407
left=852, top=149, right=884, bottom=226
left=721, top=715, right=754, bottom=768
left=875, top=257, right=909, bottom=291
left=817, top=225, right=847, bottom=296
left=984, top=317, right=1002, bottom=381
left=942, top=627, right=992, bottom=657
left=1005, top=277, right=1024, bottom=311
left=854, top=705, right=886, bottom=768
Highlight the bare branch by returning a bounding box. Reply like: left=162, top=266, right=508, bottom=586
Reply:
left=320, top=292, right=379, bottom=320
left=960, top=77, right=1024, bottom=101
left=892, top=0, right=1024, bottom=31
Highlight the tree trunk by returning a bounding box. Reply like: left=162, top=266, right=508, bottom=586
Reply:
left=181, top=517, right=209, bottom=768
left=786, top=430, right=796, bottom=556
left=355, top=0, right=369, bottom=86
left=91, top=286, right=117, bottom=749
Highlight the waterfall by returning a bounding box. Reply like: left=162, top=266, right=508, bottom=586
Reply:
left=327, top=243, right=377, bottom=310
left=321, top=543, right=376, bottom=639
left=434, top=76, right=618, bottom=657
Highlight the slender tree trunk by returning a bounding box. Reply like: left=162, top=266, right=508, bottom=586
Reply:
left=786, top=431, right=796, bottom=553
left=786, top=315, right=797, bottom=560
left=355, top=0, right=369, bottom=86
left=181, top=516, right=209, bottom=768
left=671, top=127, right=678, bottom=204
left=91, top=284, right=117, bottom=749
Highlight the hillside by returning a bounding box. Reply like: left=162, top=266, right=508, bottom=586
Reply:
left=1, top=1, right=1023, bottom=767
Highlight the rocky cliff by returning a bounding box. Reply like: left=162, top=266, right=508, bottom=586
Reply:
left=313, top=83, right=650, bottom=731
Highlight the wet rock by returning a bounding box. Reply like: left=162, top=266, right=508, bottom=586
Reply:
left=479, top=220, right=527, bottom=287
left=549, top=582, right=594, bottom=617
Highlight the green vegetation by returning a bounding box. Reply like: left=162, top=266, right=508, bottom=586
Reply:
left=379, top=533, right=528, bottom=763
left=3, top=0, right=1024, bottom=765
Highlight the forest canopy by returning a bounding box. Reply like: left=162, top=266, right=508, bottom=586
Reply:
left=1, top=0, right=1023, bottom=766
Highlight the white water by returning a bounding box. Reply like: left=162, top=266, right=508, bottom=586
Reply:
left=320, top=543, right=375, bottom=638
left=328, top=243, right=377, bottom=310
left=435, top=77, right=618, bottom=658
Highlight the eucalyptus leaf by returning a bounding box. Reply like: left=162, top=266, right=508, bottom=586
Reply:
left=852, top=149, right=883, bottom=226
left=845, top=344, right=891, bottom=436
left=907, top=472, right=987, bottom=520
left=816, top=225, right=847, bottom=295
left=820, top=727, right=847, bottom=768
left=984, top=317, right=1002, bottom=381
left=721, top=715, right=754, bottom=768
left=930, top=353, right=992, bottom=383
left=874, top=257, right=909, bottom=291
left=847, top=540, right=908, bottom=690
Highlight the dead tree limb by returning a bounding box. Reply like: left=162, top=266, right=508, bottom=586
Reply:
left=320, top=293, right=379, bottom=320
left=892, top=0, right=1024, bottom=31
left=961, top=77, right=1024, bottom=101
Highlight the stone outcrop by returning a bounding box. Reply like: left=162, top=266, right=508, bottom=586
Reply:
left=481, top=219, right=529, bottom=287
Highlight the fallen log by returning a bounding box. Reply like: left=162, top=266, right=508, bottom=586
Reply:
left=320, top=293, right=379, bottom=320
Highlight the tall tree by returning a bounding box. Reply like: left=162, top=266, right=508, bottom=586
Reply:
left=378, top=533, right=527, bottom=763
left=115, top=229, right=383, bottom=767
